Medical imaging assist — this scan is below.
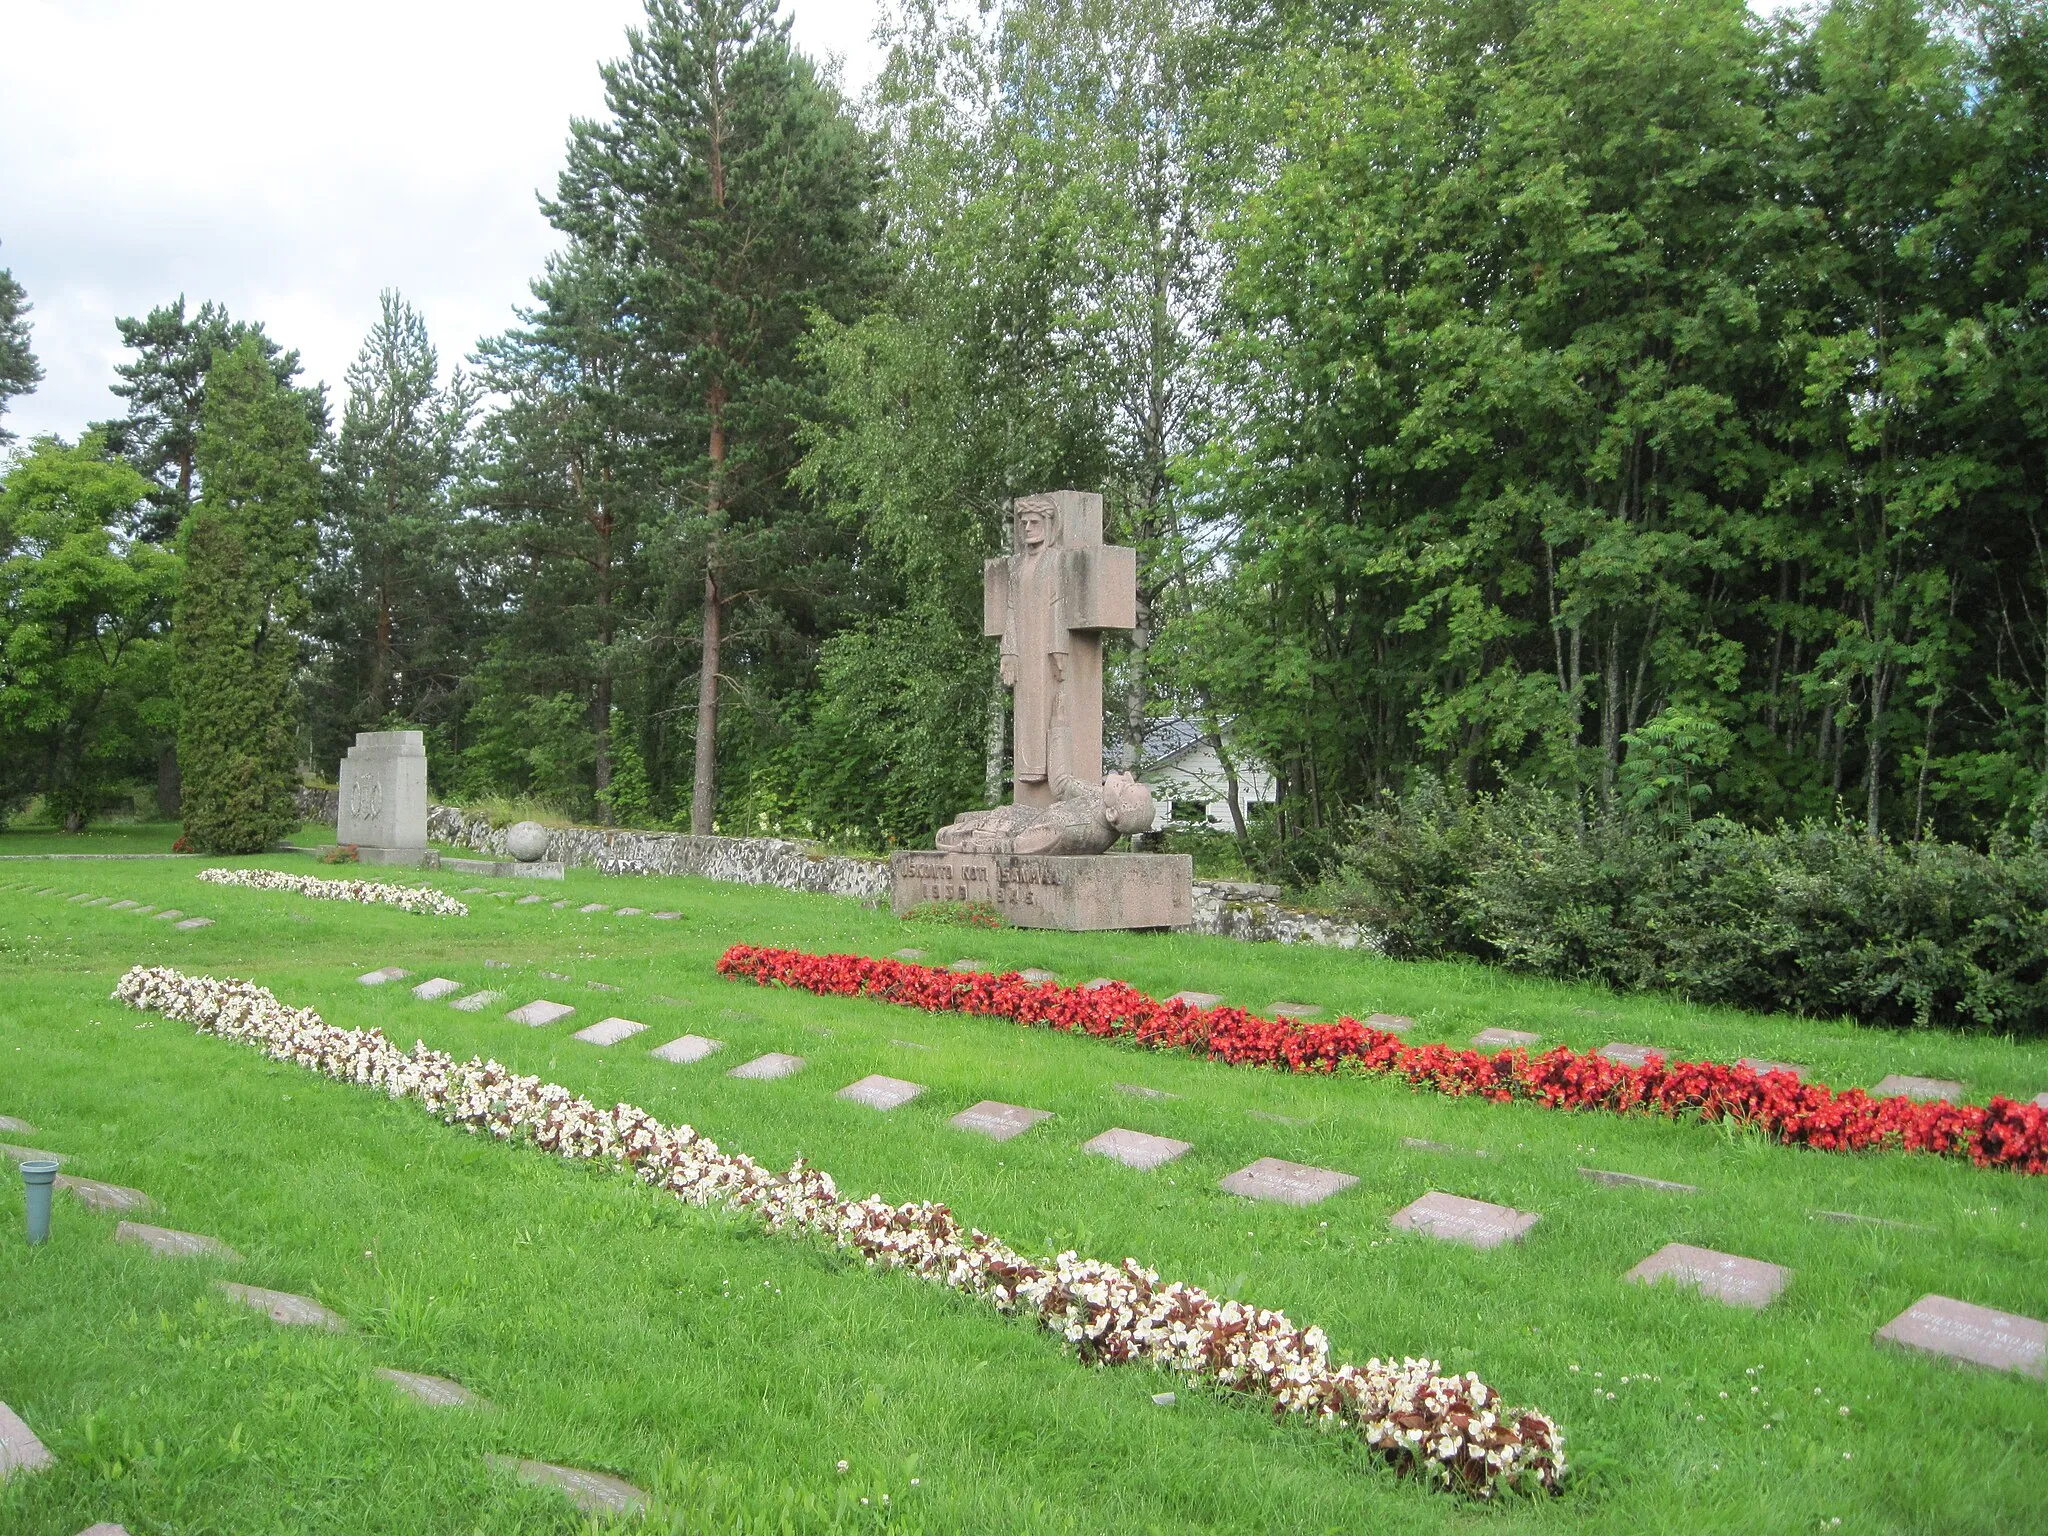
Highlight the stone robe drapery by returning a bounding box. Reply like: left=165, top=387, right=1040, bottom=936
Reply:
left=1003, top=547, right=1067, bottom=787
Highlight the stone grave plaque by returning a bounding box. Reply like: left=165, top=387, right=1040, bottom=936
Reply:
left=1367, top=1012, right=1415, bottom=1033
left=87, top=896, right=112, bottom=906
left=1, top=1144, right=67, bottom=1165
left=649, top=994, right=687, bottom=1007
left=1624, top=1242, right=1791, bottom=1309
left=1874, top=1294, right=2046, bottom=1379
left=579, top=903, right=608, bottom=914
left=461, top=886, right=487, bottom=894
left=949, top=958, right=990, bottom=973
left=131, top=905, right=155, bottom=915
left=2034, top=1092, right=2048, bottom=1108
left=1220, top=1157, right=1358, bottom=1207
left=174, top=917, right=214, bottom=930
left=359, top=967, right=410, bottom=986
left=550, top=900, right=570, bottom=909
left=540, top=970, right=570, bottom=980
left=116, top=1221, right=239, bottom=1261
left=215, top=1280, right=347, bottom=1330
left=1168, top=990, right=1223, bottom=1009
left=586, top=981, right=621, bottom=992
left=650, top=1035, right=723, bottom=1065
left=1599, top=1042, right=1663, bottom=1067
left=838, top=1074, right=925, bottom=1111
left=57, top=1175, right=153, bottom=1214
left=450, top=990, right=504, bottom=1013
left=1083, top=977, right=1120, bottom=991
left=572, top=1017, right=647, bottom=1047
left=109, top=900, right=138, bottom=911
left=650, top=911, right=681, bottom=920
left=1389, top=1191, right=1539, bottom=1250
left=1269, top=1002, right=1323, bottom=1019
left=151, top=909, right=183, bottom=921
left=950, top=1100, right=1053, bottom=1141
left=516, top=893, right=543, bottom=905
left=1114, top=1082, right=1178, bottom=1100
left=1737, top=1057, right=1807, bottom=1079
left=1873, top=1073, right=1964, bottom=1102
left=1579, top=1167, right=1697, bottom=1195
left=615, top=907, right=643, bottom=916
left=67, top=893, right=94, bottom=903
left=411, top=978, right=462, bottom=1001
left=506, top=999, right=575, bottom=1028
left=1473, top=1028, right=1541, bottom=1049
left=0, top=1115, right=31, bottom=1134
left=1811, top=1209, right=1931, bottom=1233
left=1402, top=1137, right=1487, bottom=1157
left=728, top=1052, right=805, bottom=1081
left=0, top=1399, right=54, bottom=1478
left=78, top=1525, right=130, bottom=1535
left=1083, top=1127, right=1191, bottom=1170
left=484, top=1454, right=646, bottom=1515
left=485, top=959, right=511, bottom=969
left=1018, top=968, right=1058, bottom=983
left=892, top=948, right=928, bottom=960
left=377, top=1367, right=481, bottom=1407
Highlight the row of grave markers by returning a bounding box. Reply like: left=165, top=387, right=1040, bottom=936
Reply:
left=0, top=881, right=213, bottom=930
left=356, top=960, right=2048, bottom=1383
left=456, top=886, right=684, bottom=919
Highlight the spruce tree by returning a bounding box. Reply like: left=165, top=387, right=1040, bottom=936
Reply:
left=0, top=250, right=41, bottom=444
left=173, top=338, right=319, bottom=853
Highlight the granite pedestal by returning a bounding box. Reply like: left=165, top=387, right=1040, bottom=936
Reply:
left=337, top=730, right=429, bottom=866
left=889, top=850, right=1192, bottom=931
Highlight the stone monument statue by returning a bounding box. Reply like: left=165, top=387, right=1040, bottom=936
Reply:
left=337, top=730, right=428, bottom=866
left=889, top=490, right=1193, bottom=930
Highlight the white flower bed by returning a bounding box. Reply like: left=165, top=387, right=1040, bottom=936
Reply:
left=197, top=867, right=467, bottom=917
left=113, top=964, right=1565, bottom=1497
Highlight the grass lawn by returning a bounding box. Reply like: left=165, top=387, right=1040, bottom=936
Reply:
left=1, top=854, right=2044, bottom=1534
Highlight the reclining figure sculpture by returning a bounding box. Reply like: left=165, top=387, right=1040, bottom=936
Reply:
left=935, top=772, right=1156, bottom=858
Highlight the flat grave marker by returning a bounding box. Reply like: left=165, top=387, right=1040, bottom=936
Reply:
left=950, top=1101, right=1053, bottom=1141
left=586, top=981, right=621, bottom=992
left=2034, top=1092, right=2048, bottom=1109
left=450, top=990, right=504, bottom=1013
left=572, top=1017, right=647, bottom=1047
left=108, top=900, right=138, bottom=911
left=1402, top=1136, right=1489, bottom=1157
left=649, top=911, right=681, bottom=920
left=1811, top=1208, right=1931, bottom=1232
left=215, top=1281, right=346, bottom=1330
left=57, top=1175, right=153, bottom=1214
left=1017, top=968, right=1058, bottom=983
left=359, top=967, right=410, bottom=986
left=1, top=1144, right=67, bottom=1166
left=151, top=909, right=183, bottom=921
left=1624, top=1242, right=1791, bottom=1310
left=0, top=1115, right=31, bottom=1133
left=485, top=959, right=511, bottom=969
left=131, top=905, right=155, bottom=915
left=1580, top=1167, right=1697, bottom=1194
left=516, top=894, right=543, bottom=905
left=949, top=958, right=990, bottom=973
left=1873, top=1073, right=1964, bottom=1102
left=614, top=907, right=643, bottom=916
left=1874, top=1294, right=2046, bottom=1379
left=1389, top=1191, right=1538, bottom=1250
left=173, top=917, right=214, bottom=930
left=650, top=1035, right=723, bottom=1065
left=728, top=1052, right=805, bottom=1081
left=1599, top=1042, right=1663, bottom=1067
left=411, top=978, right=462, bottom=1002
left=578, top=903, right=609, bottom=914
left=1083, top=1127, right=1191, bottom=1170
left=116, top=1221, right=239, bottom=1261
left=648, top=994, right=687, bottom=1007
left=891, top=948, right=927, bottom=960
left=67, top=893, right=93, bottom=903
left=1367, top=1012, right=1416, bottom=1033
left=86, top=897, right=111, bottom=906
left=550, top=900, right=570, bottom=909
left=0, top=1399, right=54, bottom=1478
left=1114, top=1081, right=1179, bottom=1100
left=1737, top=1057, right=1807, bottom=1079
left=540, top=970, right=570, bottom=980
left=1083, top=977, right=1120, bottom=991
left=1220, top=1157, right=1357, bottom=1206
left=484, top=1455, right=646, bottom=1515
left=838, top=1074, right=925, bottom=1111
left=461, top=886, right=486, bottom=893
left=1472, top=1027, right=1541, bottom=1049
left=1269, top=1002, right=1322, bottom=1019
left=1168, top=990, right=1223, bottom=1009
left=376, top=1368, right=481, bottom=1407
left=78, top=1525, right=131, bottom=1534
left=506, top=999, right=575, bottom=1028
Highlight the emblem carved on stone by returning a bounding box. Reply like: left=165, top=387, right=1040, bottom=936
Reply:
left=347, top=776, right=384, bottom=823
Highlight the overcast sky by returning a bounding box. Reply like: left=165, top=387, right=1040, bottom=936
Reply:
left=0, top=0, right=887, bottom=443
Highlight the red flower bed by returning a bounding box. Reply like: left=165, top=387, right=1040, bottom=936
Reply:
left=718, top=945, right=2048, bottom=1176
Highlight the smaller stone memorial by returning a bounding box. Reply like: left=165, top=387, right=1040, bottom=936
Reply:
left=359, top=967, right=411, bottom=986
left=215, top=1280, right=347, bottom=1330
left=1473, top=1028, right=1541, bottom=1049
left=0, top=1399, right=54, bottom=1478
left=411, top=978, right=462, bottom=1001
left=484, top=1454, right=646, bottom=1515
left=57, top=1175, right=154, bottom=1214
left=506, top=999, right=575, bottom=1027
left=1599, top=1042, right=1663, bottom=1067
left=1390, top=1191, right=1539, bottom=1250
left=1624, top=1242, right=1790, bottom=1309
left=116, top=1221, right=239, bottom=1261
left=838, top=1074, right=924, bottom=1111
left=572, top=1017, right=646, bottom=1047
left=950, top=1101, right=1053, bottom=1141
left=1873, top=1073, right=1964, bottom=1102
left=729, top=1052, right=805, bottom=1081
left=1168, top=991, right=1223, bottom=1009
left=1580, top=1168, right=1696, bottom=1194
left=377, top=1368, right=481, bottom=1407
left=1874, top=1294, right=2045, bottom=1379
left=337, top=729, right=430, bottom=866
left=1083, top=1127, right=1191, bottom=1170
left=650, top=1035, right=723, bottom=1064
left=450, top=990, right=504, bottom=1013
left=1220, top=1158, right=1357, bottom=1207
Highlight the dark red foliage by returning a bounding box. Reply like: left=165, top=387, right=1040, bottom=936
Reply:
left=718, top=945, right=2048, bottom=1176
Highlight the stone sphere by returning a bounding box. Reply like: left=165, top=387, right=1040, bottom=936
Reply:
left=506, top=821, right=552, bottom=863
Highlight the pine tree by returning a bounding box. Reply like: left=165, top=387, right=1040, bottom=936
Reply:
left=173, top=338, right=319, bottom=853
left=0, top=250, right=42, bottom=444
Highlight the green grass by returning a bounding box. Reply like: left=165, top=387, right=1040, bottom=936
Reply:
left=1, top=856, right=2045, bottom=1534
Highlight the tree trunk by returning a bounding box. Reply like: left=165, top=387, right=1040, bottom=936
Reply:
left=690, top=573, right=722, bottom=835
left=592, top=472, right=615, bottom=820
left=1206, top=716, right=1249, bottom=855
left=1121, top=590, right=1149, bottom=772
left=156, top=744, right=181, bottom=820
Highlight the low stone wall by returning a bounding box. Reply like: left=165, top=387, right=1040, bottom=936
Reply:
left=295, top=788, right=1383, bottom=948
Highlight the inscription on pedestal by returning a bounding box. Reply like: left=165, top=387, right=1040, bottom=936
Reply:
left=889, top=851, right=1193, bottom=931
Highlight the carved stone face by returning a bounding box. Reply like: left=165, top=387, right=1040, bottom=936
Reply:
left=1014, top=495, right=1057, bottom=551
left=1019, top=509, right=1047, bottom=548
left=1098, top=772, right=1157, bottom=835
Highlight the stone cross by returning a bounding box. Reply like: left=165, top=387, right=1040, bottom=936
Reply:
left=984, top=491, right=1136, bottom=807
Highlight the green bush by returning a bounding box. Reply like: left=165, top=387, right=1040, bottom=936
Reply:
left=1331, top=780, right=2048, bottom=1035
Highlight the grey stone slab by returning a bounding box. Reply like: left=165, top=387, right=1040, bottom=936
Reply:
left=377, top=1367, right=481, bottom=1407
left=130, top=905, right=155, bottom=915
left=337, top=729, right=428, bottom=854
left=891, top=948, right=928, bottom=960
left=838, top=1074, right=925, bottom=1111
left=151, top=909, right=183, bottom=921
left=116, top=1221, right=239, bottom=1261
left=1736, top=1057, right=1807, bottom=1079
left=2034, top=1092, right=2048, bottom=1109
left=1084, top=1127, right=1191, bottom=1170
left=1472, top=1027, right=1541, bottom=1049
left=1366, top=1012, right=1416, bottom=1033
left=949, top=958, right=991, bottom=972
left=1599, top=1042, right=1663, bottom=1067
left=614, top=907, right=643, bottom=916
left=516, top=893, right=543, bottom=905
left=1246, top=1109, right=1308, bottom=1127
left=890, top=1037, right=930, bottom=1051
left=1624, top=1242, right=1791, bottom=1310
left=586, top=981, right=621, bottom=992
left=540, top=969, right=571, bottom=980
left=1083, top=977, right=1121, bottom=991
left=1402, top=1137, right=1489, bottom=1157
left=86, top=897, right=112, bottom=906
left=173, top=917, right=214, bottom=931
left=1152, top=1391, right=1177, bottom=1407
left=489, top=890, right=513, bottom=899
left=56, top=1175, right=153, bottom=1214
left=649, top=911, right=681, bottom=920
left=1017, top=968, right=1058, bottom=983
left=506, top=999, right=575, bottom=1028
left=411, top=977, right=462, bottom=1001
left=0, top=1115, right=32, bottom=1134
left=1220, top=1157, right=1358, bottom=1206
left=461, top=886, right=487, bottom=894
left=728, top=1052, right=805, bottom=1081
left=450, top=990, right=504, bottom=1013
left=1389, top=1191, right=1539, bottom=1250
left=215, top=1280, right=346, bottom=1330
left=1269, top=1001, right=1322, bottom=1018
left=572, top=1017, right=647, bottom=1047
left=1579, top=1167, right=1697, bottom=1195
left=0, top=1399, right=54, bottom=1479
left=359, top=967, right=411, bottom=986
left=68, top=893, right=94, bottom=903
left=650, top=1034, right=723, bottom=1065
left=485, top=959, right=511, bottom=969
left=1811, top=1208, right=1933, bottom=1233
left=1168, top=990, right=1223, bottom=1009
left=1874, top=1294, right=2046, bottom=1380
left=484, top=1454, right=646, bottom=1515
left=1114, top=1081, right=1179, bottom=1100
left=77, top=1524, right=132, bottom=1534
left=950, top=1100, right=1053, bottom=1141
left=648, top=994, right=687, bottom=1007
left=108, top=900, right=138, bottom=911
left=578, top=903, right=608, bottom=914
left=550, top=900, right=570, bottom=909
left=1873, top=1073, right=1964, bottom=1102
left=1, top=1144, right=66, bottom=1165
